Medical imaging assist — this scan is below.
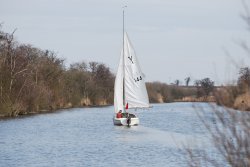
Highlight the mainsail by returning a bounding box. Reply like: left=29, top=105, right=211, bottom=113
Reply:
left=114, top=50, right=124, bottom=113
left=114, top=32, right=149, bottom=113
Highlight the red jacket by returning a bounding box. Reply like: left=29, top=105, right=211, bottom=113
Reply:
left=116, top=112, right=122, bottom=118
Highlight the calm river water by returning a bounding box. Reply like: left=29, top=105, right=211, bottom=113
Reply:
left=0, top=103, right=229, bottom=167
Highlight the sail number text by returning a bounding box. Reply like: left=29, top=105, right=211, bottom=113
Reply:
left=128, top=56, right=134, bottom=64
left=134, top=76, right=142, bottom=82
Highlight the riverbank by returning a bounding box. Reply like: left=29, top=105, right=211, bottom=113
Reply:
left=174, top=95, right=216, bottom=103
left=1, top=87, right=249, bottom=119
left=0, top=104, right=112, bottom=119
left=214, top=87, right=250, bottom=111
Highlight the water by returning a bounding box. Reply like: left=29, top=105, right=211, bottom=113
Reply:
left=0, top=103, right=230, bottom=167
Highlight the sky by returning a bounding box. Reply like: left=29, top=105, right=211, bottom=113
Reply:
left=1, top=0, right=250, bottom=85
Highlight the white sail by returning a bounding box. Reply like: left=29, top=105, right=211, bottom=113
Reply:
left=114, top=51, right=124, bottom=113
left=123, top=32, right=150, bottom=109
left=114, top=32, right=149, bottom=113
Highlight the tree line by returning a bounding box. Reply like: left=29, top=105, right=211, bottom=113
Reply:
left=0, top=26, right=218, bottom=117
left=146, top=77, right=215, bottom=103
left=0, top=27, right=114, bottom=117
left=215, top=67, right=250, bottom=111
left=1, top=25, right=249, bottom=117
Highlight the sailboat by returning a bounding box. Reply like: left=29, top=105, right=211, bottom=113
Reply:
left=113, top=8, right=150, bottom=126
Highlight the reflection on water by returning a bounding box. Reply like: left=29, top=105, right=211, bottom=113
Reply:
left=0, top=103, right=229, bottom=167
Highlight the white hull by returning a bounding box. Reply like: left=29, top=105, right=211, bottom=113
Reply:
left=113, top=117, right=139, bottom=126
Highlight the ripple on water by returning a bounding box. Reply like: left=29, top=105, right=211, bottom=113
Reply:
left=0, top=103, right=232, bottom=167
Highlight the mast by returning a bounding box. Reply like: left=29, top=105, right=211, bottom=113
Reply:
left=122, top=6, right=126, bottom=73
left=123, top=5, right=126, bottom=54
left=122, top=6, right=126, bottom=111
left=123, top=7, right=125, bottom=56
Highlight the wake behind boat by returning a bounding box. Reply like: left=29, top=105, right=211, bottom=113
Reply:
left=113, top=8, right=150, bottom=126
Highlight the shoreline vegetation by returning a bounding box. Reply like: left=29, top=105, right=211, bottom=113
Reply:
left=0, top=26, right=249, bottom=118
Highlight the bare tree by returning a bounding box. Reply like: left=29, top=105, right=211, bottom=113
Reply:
left=200, top=78, right=214, bottom=98
left=185, top=77, right=191, bottom=87
left=238, top=67, right=250, bottom=91
left=0, top=28, right=33, bottom=116
left=175, top=79, right=180, bottom=86
left=188, top=103, right=250, bottom=167
left=188, top=1, right=250, bottom=166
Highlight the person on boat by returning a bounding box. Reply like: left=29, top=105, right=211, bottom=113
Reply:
left=127, top=113, right=131, bottom=126
left=122, top=112, right=128, bottom=118
left=116, top=110, right=122, bottom=118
